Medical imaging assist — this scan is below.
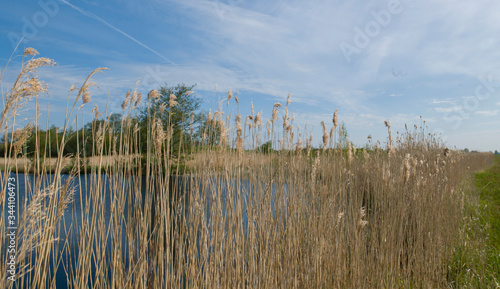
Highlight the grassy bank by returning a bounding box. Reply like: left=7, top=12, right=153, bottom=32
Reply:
left=447, top=155, right=500, bottom=288
left=0, top=156, right=140, bottom=174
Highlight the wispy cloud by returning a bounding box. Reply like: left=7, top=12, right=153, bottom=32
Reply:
left=58, top=0, right=176, bottom=65
left=2, top=0, right=500, bottom=150
left=434, top=106, right=461, bottom=113
left=475, top=110, right=499, bottom=116
left=430, top=99, right=454, bottom=104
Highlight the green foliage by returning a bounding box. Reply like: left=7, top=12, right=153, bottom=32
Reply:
left=139, top=83, right=203, bottom=156
left=259, top=140, right=273, bottom=154
left=0, top=117, right=121, bottom=159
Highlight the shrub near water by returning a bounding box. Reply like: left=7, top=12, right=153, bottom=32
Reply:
left=0, top=48, right=494, bottom=288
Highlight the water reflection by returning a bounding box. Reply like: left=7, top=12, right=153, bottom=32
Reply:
left=2, top=172, right=288, bottom=287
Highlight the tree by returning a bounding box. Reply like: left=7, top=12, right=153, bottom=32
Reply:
left=108, top=113, right=123, bottom=134
left=139, top=83, right=203, bottom=155
left=259, top=141, right=273, bottom=154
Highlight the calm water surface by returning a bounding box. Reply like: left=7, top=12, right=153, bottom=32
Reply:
left=2, top=172, right=287, bottom=287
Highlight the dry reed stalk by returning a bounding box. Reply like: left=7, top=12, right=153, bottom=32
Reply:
left=1, top=48, right=495, bottom=289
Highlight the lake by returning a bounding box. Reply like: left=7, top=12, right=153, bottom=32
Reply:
left=2, top=172, right=286, bottom=287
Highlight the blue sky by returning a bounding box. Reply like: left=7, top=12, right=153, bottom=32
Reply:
left=1, top=0, right=499, bottom=151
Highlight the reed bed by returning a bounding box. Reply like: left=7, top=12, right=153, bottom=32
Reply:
left=0, top=48, right=494, bottom=288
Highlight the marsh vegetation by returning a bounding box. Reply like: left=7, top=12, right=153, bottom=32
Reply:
left=0, top=48, right=496, bottom=288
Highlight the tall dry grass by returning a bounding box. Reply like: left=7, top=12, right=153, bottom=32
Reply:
left=0, top=48, right=494, bottom=288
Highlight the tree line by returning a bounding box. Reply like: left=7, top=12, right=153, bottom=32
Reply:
left=0, top=83, right=211, bottom=158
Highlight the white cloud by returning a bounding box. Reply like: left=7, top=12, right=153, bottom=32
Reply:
left=475, top=110, right=499, bottom=116
left=434, top=106, right=461, bottom=113
left=430, top=99, right=453, bottom=104
left=4, top=0, right=500, bottom=150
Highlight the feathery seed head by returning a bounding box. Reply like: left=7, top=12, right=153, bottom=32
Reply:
left=296, top=136, right=303, bottom=154
left=235, top=113, right=243, bottom=155
left=311, top=153, right=320, bottom=184
left=159, top=103, right=167, bottom=114
left=272, top=108, right=279, bottom=121
left=69, top=84, right=77, bottom=93
left=82, top=90, right=92, bottom=105
left=383, top=162, right=391, bottom=181
left=148, top=89, right=160, bottom=101
left=359, top=220, right=368, bottom=228
left=121, top=99, right=128, bottom=111
left=24, top=47, right=39, bottom=56
left=77, top=68, right=108, bottom=108
left=134, top=92, right=142, bottom=108
left=169, top=94, right=178, bottom=107
left=24, top=57, right=56, bottom=74
left=306, top=137, right=311, bottom=157
left=321, top=121, right=328, bottom=151
left=347, top=142, right=353, bottom=163
left=358, top=207, right=368, bottom=228
left=131, top=90, right=138, bottom=104
left=403, top=153, right=411, bottom=183
left=154, top=118, right=165, bottom=151
left=207, top=110, right=212, bottom=122
left=254, top=111, right=262, bottom=126
left=92, top=104, right=99, bottom=119
left=12, top=124, right=33, bottom=155
left=336, top=212, right=344, bottom=226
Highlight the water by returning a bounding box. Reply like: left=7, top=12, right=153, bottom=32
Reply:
left=2, top=172, right=288, bottom=287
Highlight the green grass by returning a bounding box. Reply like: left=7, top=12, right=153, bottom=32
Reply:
left=447, top=155, right=500, bottom=288
left=475, top=156, right=500, bottom=282
left=476, top=156, right=500, bottom=246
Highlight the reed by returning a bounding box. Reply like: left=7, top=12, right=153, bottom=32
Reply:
left=0, top=48, right=494, bottom=288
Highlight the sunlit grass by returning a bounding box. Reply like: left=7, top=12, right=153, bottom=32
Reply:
left=446, top=155, right=500, bottom=288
